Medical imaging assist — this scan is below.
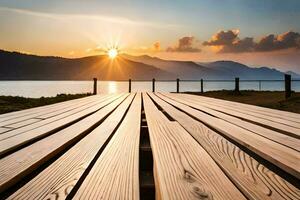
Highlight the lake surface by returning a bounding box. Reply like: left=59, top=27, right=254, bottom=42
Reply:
left=1, top=80, right=299, bottom=98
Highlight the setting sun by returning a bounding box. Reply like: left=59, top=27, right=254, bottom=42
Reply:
left=108, top=48, right=118, bottom=59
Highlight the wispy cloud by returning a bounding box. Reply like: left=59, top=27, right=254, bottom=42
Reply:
left=0, top=6, right=179, bottom=29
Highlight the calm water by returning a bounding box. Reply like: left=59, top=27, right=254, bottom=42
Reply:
left=0, top=81, right=299, bottom=98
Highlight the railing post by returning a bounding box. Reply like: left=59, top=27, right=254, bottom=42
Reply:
left=129, top=79, right=131, bottom=93
left=93, top=78, right=97, bottom=95
left=285, top=74, right=291, bottom=98
left=152, top=78, right=155, bottom=92
left=235, top=77, right=239, bottom=93
left=200, top=79, right=204, bottom=93
left=176, top=78, right=180, bottom=93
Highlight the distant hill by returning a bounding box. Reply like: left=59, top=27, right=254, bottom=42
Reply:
left=199, top=61, right=295, bottom=80
left=122, top=54, right=213, bottom=79
left=123, top=54, right=300, bottom=80
left=0, top=50, right=171, bottom=80
left=286, top=71, right=300, bottom=79
left=1, top=49, right=299, bottom=80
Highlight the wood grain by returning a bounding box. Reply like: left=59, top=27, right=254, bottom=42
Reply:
left=152, top=93, right=300, bottom=200
left=186, top=94, right=300, bottom=130
left=181, top=94, right=300, bottom=123
left=0, top=94, right=100, bottom=122
left=0, top=127, right=11, bottom=134
left=0, top=95, right=104, bottom=128
left=0, top=94, right=122, bottom=156
left=73, top=93, right=141, bottom=200
left=180, top=94, right=300, bottom=129
left=143, top=93, right=246, bottom=200
left=0, top=94, right=129, bottom=193
left=0, top=94, right=112, bottom=141
left=157, top=93, right=300, bottom=179
left=7, top=94, right=134, bottom=199
left=164, top=93, right=300, bottom=151
left=4, top=118, right=42, bottom=129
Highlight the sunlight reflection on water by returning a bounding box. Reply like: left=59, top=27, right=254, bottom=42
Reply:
left=0, top=80, right=299, bottom=98
left=108, top=82, right=117, bottom=93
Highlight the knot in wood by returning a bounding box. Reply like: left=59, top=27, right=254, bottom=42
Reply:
left=183, top=169, right=195, bottom=183
left=193, top=186, right=213, bottom=200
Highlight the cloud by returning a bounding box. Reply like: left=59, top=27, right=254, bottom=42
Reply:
left=153, top=42, right=161, bottom=51
left=167, top=36, right=201, bottom=52
left=0, top=6, right=179, bottom=29
left=256, top=31, right=300, bottom=51
left=203, top=30, right=300, bottom=53
left=94, top=46, right=106, bottom=53
left=220, top=37, right=255, bottom=53
left=203, top=30, right=240, bottom=46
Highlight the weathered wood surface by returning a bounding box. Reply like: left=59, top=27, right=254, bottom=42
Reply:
left=7, top=94, right=134, bottom=199
left=179, top=94, right=300, bottom=136
left=163, top=93, right=300, bottom=151
left=0, top=94, right=112, bottom=140
left=0, top=93, right=299, bottom=200
left=0, top=95, right=104, bottom=128
left=0, top=96, right=103, bottom=129
left=74, top=93, right=141, bottom=199
left=158, top=93, right=300, bottom=179
left=0, top=127, right=11, bottom=134
left=4, top=118, right=43, bottom=129
left=143, top=93, right=246, bottom=199
left=0, top=94, right=99, bottom=122
left=0, top=94, right=122, bottom=156
left=183, top=93, right=300, bottom=123
left=151, top=93, right=300, bottom=200
left=0, top=95, right=109, bottom=138
left=0, top=94, right=128, bottom=193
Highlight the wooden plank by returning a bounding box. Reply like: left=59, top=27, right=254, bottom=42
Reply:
left=36, top=97, right=101, bottom=119
left=0, top=94, right=124, bottom=156
left=182, top=93, right=300, bottom=122
left=0, top=95, right=99, bottom=122
left=0, top=94, right=114, bottom=141
left=0, top=95, right=107, bottom=128
left=0, top=94, right=129, bottom=193
left=73, top=93, right=141, bottom=200
left=183, top=94, right=300, bottom=129
left=142, top=93, right=246, bottom=200
left=150, top=93, right=300, bottom=200
left=4, top=118, right=43, bottom=129
left=0, top=97, right=105, bottom=129
left=175, top=94, right=300, bottom=138
left=181, top=94, right=300, bottom=124
left=6, top=94, right=135, bottom=199
left=0, top=127, right=11, bottom=134
left=157, top=93, right=300, bottom=179
left=163, top=93, right=300, bottom=151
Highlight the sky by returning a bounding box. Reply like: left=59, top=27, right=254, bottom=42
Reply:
left=0, top=0, right=300, bottom=72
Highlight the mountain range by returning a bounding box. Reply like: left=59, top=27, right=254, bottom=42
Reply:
left=0, top=49, right=299, bottom=80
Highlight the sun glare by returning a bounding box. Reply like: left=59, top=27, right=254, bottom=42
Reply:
left=108, top=48, right=118, bottom=59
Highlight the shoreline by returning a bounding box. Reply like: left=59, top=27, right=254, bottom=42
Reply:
left=0, top=93, right=91, bottom=114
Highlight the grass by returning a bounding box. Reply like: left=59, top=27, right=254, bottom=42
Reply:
left=0, top=93, right=92, bottom=114
left=184, top=90, right=300, bottom=114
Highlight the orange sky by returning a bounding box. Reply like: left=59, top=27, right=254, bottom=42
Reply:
left=0, top=1, right=300, bottom=73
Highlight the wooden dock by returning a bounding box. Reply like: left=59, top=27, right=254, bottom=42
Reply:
left=0, top=93, right=299, bottom=199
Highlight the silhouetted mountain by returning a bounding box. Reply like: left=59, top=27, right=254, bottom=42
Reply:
left=200, top=61, right=292, bottom=80
left=122, top=54, right=214, bottom=79
left=1, top=50, right=299, bottom=80
left=0, top=50, right=171, bottom=80
left=124, top=55, right=299, bottom=80
left=286, top=71, right=300, bottom=79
